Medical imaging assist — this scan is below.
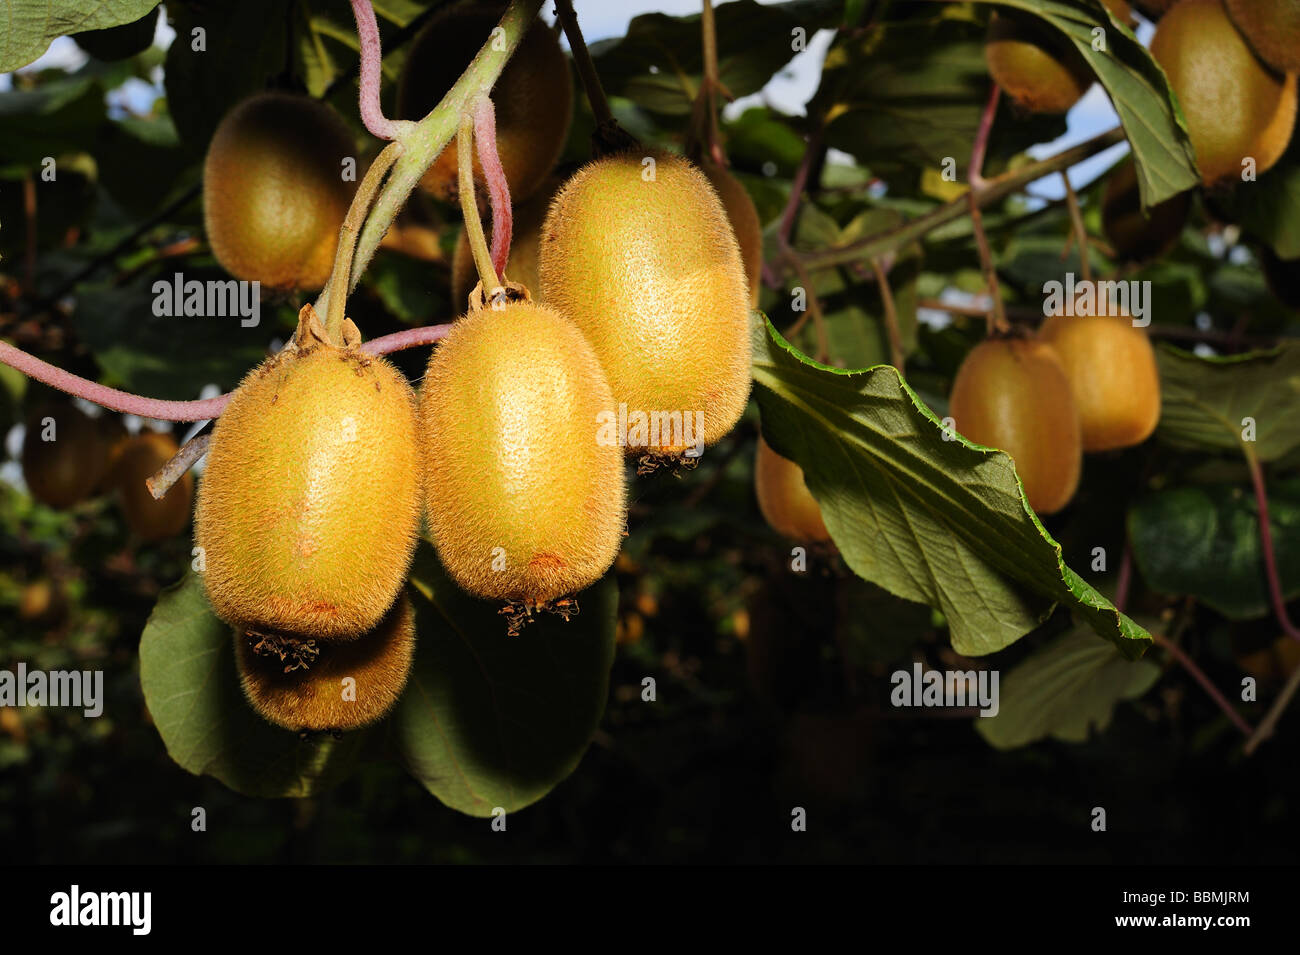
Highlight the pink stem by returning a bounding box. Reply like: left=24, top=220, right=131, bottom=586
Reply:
left=969, top=83, right=1000, bottom=189
left=473, top=96, right=513, bottom=278
left=1247, top=451, right=1300, bottom=643
left=1150, top=632, right=1255, bottom=738
left=350, top=0, right=396, bottom=140
left=1115, top=540, right=1133, bottom=614
left=0, top=324, right=451, bottom=423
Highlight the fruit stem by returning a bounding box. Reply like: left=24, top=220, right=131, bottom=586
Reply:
left=968, top=83, right=1000, bottom=191
left=1149, top=631, right=1256, bottom=739
left=458, top=105, right=502, bottom=299
left=473, top=95, right=513, bottom=280
left=784, top=256, right=830, bottom=364
left=554, top=0, right=613, bottom=129
left=1061, top=170, right=1091, bottom=284
left=348, top=0, right=403, bottom=141
left=967, top=192, right=1009, bottom=336
left=321, top=139, right=404, bottom=344
left=147, top=434, right=210, bottom=500
left=870, top=257, right=905, bottom=373
left=697, top=0, right=729, bottom=166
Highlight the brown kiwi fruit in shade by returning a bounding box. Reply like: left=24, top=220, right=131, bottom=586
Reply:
left=1101, top=156, right=1191, bottom=262
left=754, top=436, right=830, bottom=543
left=92, top=413, right=130, bottom=493
left=20, top=401, right=105, bottom=509
left=236, top=594, right=415, bottom=733
left=1133, top=0, right=1179, bottom=18
left=18, top=578, right=67, bottom=626
left=1261, top=248, right=1300, bottom=308
left=451, top=177, right=561, bottom=309
left=203, top=92, right=356, bottom=292
left=1038, top=312, right=1160, bottom=452
left=114, top=431, right=194, bottom=541
left=195, top=306, right=421, bottom=641
left=1226, top=0, right=1300, bottom=73
left=948, top=336, right=1082, bottom=515
left=700, top=160, right=764, bottom=306
left=419, top=301, right=626, bottom=607
left=1151, top=0, right=1298, bottom=186
left=539, top=150, right=752, bottom=458
left=396, top=6, right=572, bottom=203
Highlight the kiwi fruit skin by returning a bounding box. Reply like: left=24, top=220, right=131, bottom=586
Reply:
left=985, top=11, right=1093, bottom=114
left=419, top=302, right=626, bottom=605
left=236, top=594, right=415, bottom=733
left=755, top=436, right=830, bottom=543
left=203, top=92, right=356, bottom=291
left=1038, top=313, right=1160, bottom=452
left=114, top=431, right=194, bottom=541
left=196, top=340, right=421, bottom=641
left=21, top=402, right=105, bottom=509
left=948, top=338, right=1082, bottom=515
left=1101, top=156, right=1191, bottom=263
left=1151, top=0, right=1298, bottom=186
left=700, top=160, right=764, bottom=307
left=397, top=7, right=572, bottom=203
left=539, top=150, right=753, bottom=454
left=451, top=177, right=560, bottom=309
left=1226, top=0, right=1300, bottom=73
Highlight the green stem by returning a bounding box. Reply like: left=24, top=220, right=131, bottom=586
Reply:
left=459, top=106, right=500, bottom=296
left=555, top=0, right=613, bottom=127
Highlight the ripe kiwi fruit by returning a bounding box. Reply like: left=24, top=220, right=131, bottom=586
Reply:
left=1101, top=156, right=1191, bottom=262
left=114, top=431, right=194, bottom=541
left=1038, top=312, right=1160, bottom=452
left=539, top=150, right=753, bottom=457
left=948, top=337, right=1082, bottom=515
left=1151, top=0, right=1298, bottom=186
left=196, top=306, right=421, bottom=641
left=20, top=401, right=106, bottom=509
left=203, top=92, right=356, bottom=291
left=700, top=160, right=764, bottom=306
left=451, top=177, right=560, bottom=309
left=419, top=301, right=626, bottom=606
left=1225, top=0, right=1300, bottom=73
left=396, top=5, right=572, bottom=203
left=236, top=594, right=415, bottom=733
left=755, top=436, right=830, bottom=542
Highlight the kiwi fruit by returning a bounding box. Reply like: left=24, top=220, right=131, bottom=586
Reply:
left=948, top=337, right=1082, bottom=515
left=755, top=436, right=830, bottom=542
left=700, top=160, right=764, bottom=306
left=451, top=177, right=560, bottom=309
left=1151, top=0, right=1298, bottom=186
left=21, top=402, right=105, bottom=509
left=92, top=413, right=130, bottom=494
left=1133, top=0, right=1179, bottom=18
left=396, top=5, right=572, bottom=203
left=236, top=594, right=415, bottom=733
left=114, top=431, right=194, bottom=541
left=196, top=307, right=422, bottom=641
left=419, top=301, right=626, bottom=606
left=1038, top=312, right=1160, bottom=452
left=1225, top=0, right=1300, bottom=73
left=539, top=150, right=752, bottom=457
left=18, top=578, right=67, bottom=627
left=203, top=92, right=356, bottom=291
left=1101, top=156, right=1191, bottom=262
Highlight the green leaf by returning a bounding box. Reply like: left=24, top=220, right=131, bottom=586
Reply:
left=1129, top=479, right=1300, bottom=620
left=1217, top=140, right=1300, bottom=260
left=0, top=0, right=160, bottom=72
left=0, top=74, right=107, bottom=167
left=394, top=541, right=618, bottom=817
left=1155, top=343, right=1300, bottom=462
left=138, top=574, right=369, bottom=798
left=976, top=626, right=1160, bottom=749
left=752, top=317, right=1151, bottom=659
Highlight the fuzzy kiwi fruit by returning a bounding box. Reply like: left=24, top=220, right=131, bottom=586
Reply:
left=1101, top=156, right=1191, bottom=262
left=700, top=160, right=764, bottom=306
left=114, top=431, right=194, bottom=541
left=419, top=301, right=626, bottom=606
left=236, top=594, right=415, bottom=733
left=539, top=150, right=752, bottom=458
left=203, top=92, right=356, bottom=291
left=196, top=307, right=421, bottom=641
left=948, top=337, right=1082, bottom=515
left=397, top=6, right=572, bottom=203
left=755, top=436, right=830, bottom=543
left=1225, top=0, right=1300, bottom=73
left=451, top=177, right=560, bottom=308
left=1038, top=312, right=1160, bottom=452
left=1151, top=0, right=1298, bottom=186
left=21, top=402, right=105, bottom=509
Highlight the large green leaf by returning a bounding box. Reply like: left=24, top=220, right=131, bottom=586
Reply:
left=0, top=0, right=159, bottom=72
left=138, top=574, right=370, bottom=798
left=1218, top=139, right=1300, bottom=260
left=1155, top=343, right=1300, bottom=462
left=752, top=318, right=1151, bottom=659
left=1129, top=479, right=1300, bottom=620
left=394, top=541, right=618, bottom=817
left=976, top=626, right=1161, bottom=749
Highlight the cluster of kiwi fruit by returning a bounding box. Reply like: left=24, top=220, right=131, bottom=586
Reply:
left=189, top=5, right=760, bottom=734
left=19, top=401, right=194, bottom=541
